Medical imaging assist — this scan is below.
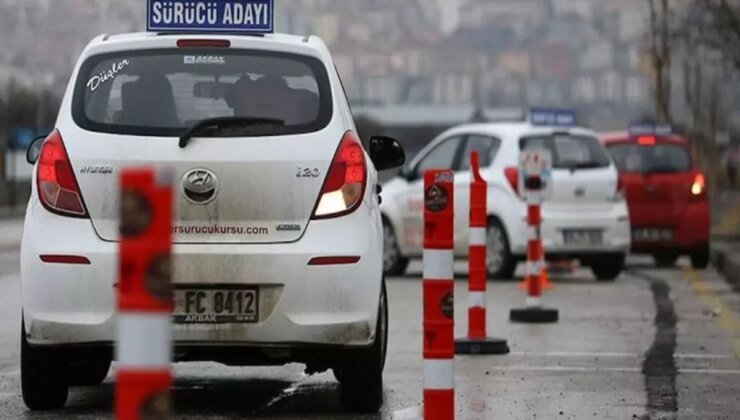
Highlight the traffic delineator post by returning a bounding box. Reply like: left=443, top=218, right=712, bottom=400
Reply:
left=510, top=151, right=558, bottom=324
left=454, top=152, right=509, bottom=355
left=423, top=169, right=455, bottom=420
left=517, top=236, right=552, bottom=290
left=540, top=254, right=553, bottom=290
left=116, top=168, right=174, bottom=420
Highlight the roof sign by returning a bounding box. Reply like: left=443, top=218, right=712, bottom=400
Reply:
left=529, top=108, right=576, bottom=127
left=147, top=0, right=274, bottom=33
left=629, top=122, right=672, bottom=137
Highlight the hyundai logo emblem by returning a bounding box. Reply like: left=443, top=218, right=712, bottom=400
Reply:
left=182, top=168, right=218, bottom=204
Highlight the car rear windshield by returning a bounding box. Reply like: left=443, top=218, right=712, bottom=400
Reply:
left=520, top=134, right=611, bottom=169
left=606, top=143, right=691, bottom=173
left=72, top=49, right=332, bottom=137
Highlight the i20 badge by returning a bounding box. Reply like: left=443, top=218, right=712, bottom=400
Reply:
left=181, top=168, right=219, bottom=204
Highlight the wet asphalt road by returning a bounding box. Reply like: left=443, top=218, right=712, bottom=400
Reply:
left=1, top=218, right=739, bottom=419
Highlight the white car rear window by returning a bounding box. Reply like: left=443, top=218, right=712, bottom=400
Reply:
left=520, top=134, right=611, bottom=169
left=72, top=49, right=332, bottom=137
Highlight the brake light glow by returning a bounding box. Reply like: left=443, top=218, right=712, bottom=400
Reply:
left=36, top=130, right=88, bottom=218
left=691, top=173, right=705, bottom=196
left=504, top=167, right=519, bottom=194
left=638, top=136, right=656, bottom=146
left=177, top=39, right=231, bottom=48
left=312, top=132, right=367, bottom=219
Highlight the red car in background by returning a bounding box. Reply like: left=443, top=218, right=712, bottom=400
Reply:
left=601, top=129, right=710, bottom=268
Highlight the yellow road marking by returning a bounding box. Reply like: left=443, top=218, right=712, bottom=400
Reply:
left=683, top=268, right=740, bottom=358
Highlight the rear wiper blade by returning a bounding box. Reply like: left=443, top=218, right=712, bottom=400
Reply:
left=644, top=166, right=678, bottom=174
left=179, top=116, right=285, bottom=148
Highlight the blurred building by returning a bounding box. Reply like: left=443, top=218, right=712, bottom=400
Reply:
left=0, top=0, right=710, bottom=131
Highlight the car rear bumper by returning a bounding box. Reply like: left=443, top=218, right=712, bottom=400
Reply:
left=629, top=201, right=710, bottom=253
left=21, top=341, right=371, bottom=369
left=21, top=200, right=382, bottom=348
left=508, top=203, right=631, bottom=256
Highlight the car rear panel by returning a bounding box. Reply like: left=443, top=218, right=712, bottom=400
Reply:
left=62, top=128, right=343, bottom=243
left=545, top=168, right=618, bottom=213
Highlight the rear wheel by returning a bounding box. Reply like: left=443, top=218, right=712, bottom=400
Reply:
left=382, top=218, right=409, bottom=276
left=486, top=219, right=516, bottom=280
left=336, top=280, right=387, bottom=413
left=591, top=254, right=625, bottom=281
left=690, top=245, right=710, bottom=269
left=653, top=252, right=678, bottom=268
left=21, top=319, right=69, bottom=410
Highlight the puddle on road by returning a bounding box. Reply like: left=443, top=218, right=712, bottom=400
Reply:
left=629, top=270, right=678, bottom=419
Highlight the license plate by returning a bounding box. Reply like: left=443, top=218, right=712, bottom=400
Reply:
left=633, top=228, right=673, bottom=241
left=563, top=230, right=603, bottom=246
left=174, top=288, right=258, bottom=324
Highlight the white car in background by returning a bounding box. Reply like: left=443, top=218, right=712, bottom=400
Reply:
left=381, top=120, right=630, bottom=280
left=20, top=30, right=404, bottom=412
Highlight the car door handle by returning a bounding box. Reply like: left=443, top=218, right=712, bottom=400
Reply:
left=377, top=184, right=382, bottom=204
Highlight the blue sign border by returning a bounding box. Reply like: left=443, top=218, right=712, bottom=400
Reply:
left=529, top=108, right=576, bottom=127
left=147, top=0, right=275, bottom=33
left=628, top=122, right=673, bottom=137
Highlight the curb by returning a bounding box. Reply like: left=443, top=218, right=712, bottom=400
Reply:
left=711, top=241, right=740, bottom=290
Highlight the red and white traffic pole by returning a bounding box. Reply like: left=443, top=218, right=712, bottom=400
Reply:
left=454, top=152, right=509, bottom=355
left=510, top=156, right=558, bottom=324
left=422, top=170, right=455, bottom=420
left=116, top=168, right=174, bottom=420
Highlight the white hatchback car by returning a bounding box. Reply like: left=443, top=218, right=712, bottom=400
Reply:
left=21, top=31, right=404, bottom=412
left=381, top=122, right=630, bottom=280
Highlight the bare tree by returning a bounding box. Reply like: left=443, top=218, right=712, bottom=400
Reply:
left=647, top=0, right=674, bottom=123
left=694, top=0, right=740, bottom=70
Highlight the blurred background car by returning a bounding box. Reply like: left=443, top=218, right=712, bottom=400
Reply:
left=601, top=129, right=710, bottom=268
left=381, top=113, right=630, bottom=281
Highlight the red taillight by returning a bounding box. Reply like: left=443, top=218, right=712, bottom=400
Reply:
left=307, top=256, right=361, bottom=265
left=638, top=136, right=656, bottom=146
left=177, top=39, right=231, bottom=48
left=691, top=173, right=706, bottom=197
left=36, top=130, right=88, bottom=218
left=504, top=167, right=519, bottom=194
left=312, top=132, right=367, bottom=219
left=40, top=255, right=91, bottom=265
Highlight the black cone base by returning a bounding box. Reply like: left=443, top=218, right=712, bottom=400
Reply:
left=509, top=307, right=559, bottom=323
left=454, top=337, right=510, bottom=355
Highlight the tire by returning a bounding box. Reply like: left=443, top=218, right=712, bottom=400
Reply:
left=69, top=356, right=111, bottom=386
left=591, top=254, right=625, bottom=281
left=690, top=245, right=710, bottom=269
left=653, top=252, right=678, bottom=268
left=486, top=218, right=517, bottom=280
left=337, top=280, right=387, bottom=413
left=382, top=218, right=409, bottom=276
left=21, top=318, right=69, bottom=410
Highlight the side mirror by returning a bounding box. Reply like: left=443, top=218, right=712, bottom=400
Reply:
left=26, top=135, right=47, bottom=165
left=369, top=136, right=405, bottom=171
